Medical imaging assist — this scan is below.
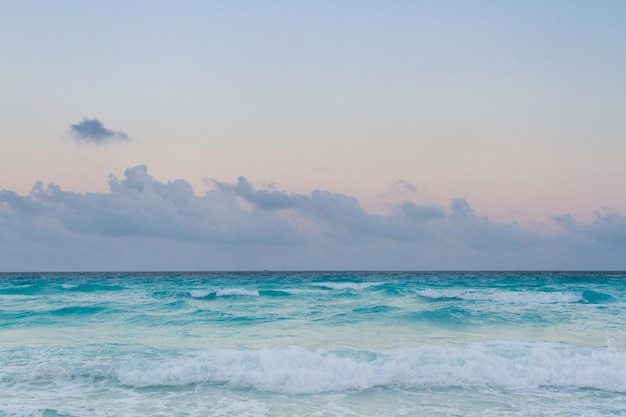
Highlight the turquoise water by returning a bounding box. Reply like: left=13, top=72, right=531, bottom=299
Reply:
left=1, top=271, right=625, bottom=416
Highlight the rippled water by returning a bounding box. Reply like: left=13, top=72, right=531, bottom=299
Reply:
left=1, top=271, right=625, bottom=416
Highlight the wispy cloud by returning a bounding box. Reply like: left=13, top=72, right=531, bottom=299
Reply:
left=69, top=118, right=129, bottom=144
left=1, top=165, right=625, bottom=271
left=393, top=179, right=417, bottom=193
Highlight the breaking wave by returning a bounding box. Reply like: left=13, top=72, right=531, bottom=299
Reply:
left=15, top=344, right=623, bottom=395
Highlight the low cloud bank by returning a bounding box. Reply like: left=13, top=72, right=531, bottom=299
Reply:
left=1, top=165, right=625, bottom=271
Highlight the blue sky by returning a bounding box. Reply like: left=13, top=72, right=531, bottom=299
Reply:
left=1, top=1, right=625, bottom=270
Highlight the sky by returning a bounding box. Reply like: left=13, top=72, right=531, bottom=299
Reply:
left=1, top=1, right=626, bottom=271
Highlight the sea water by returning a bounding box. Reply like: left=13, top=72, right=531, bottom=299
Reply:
left=1, top=271, right=625, bottom=416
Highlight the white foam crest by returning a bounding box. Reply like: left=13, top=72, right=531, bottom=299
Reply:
left=417, top=289, right=582, bottom=304
left=215, top=288, right=259, bottom=297
left=104, top=343, right=626, bottom=394
left=188, top=290, right=212, bottom=298
left=61, top=283, right=78, bottom=289
left=312, top=282, right=385, bottom=290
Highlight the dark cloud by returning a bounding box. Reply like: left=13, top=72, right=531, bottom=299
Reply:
left=212, top=177, right=298, bottom=210
left=69, top=118, right=129, bottom=144
left=2, top=165, right=626, bottom=271
left=212, top=178, right=386, bottom=242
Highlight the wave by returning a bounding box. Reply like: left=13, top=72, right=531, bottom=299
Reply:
left=50, top=343, right=624, bottom=394
left=407, top=307, right=473, bottom=325
left=582, top=290, right=614, bottom=304
left=311, top=282, right=385, bottom=290
left=49, top=306, right=107, bottom=317
left=61, top=284, right=78, bottom=289
left=216, top=288, right=259, bottom=297
left=417, top=289, right=583, bottom=304
left=188, top=288, right=260, bottom=298
left=259, top=290, right=292, bottom=297
left=352, top=305, right=399, bottom=314
left=188, top=290, right=214, bottom=298
left=0, top=305, right=108, bottom=324
left=60, top=283, right=126, bottom=292
left=0, top=284, right=43, bottom=295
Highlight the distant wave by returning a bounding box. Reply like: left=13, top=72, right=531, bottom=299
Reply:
left=61, top=283, right=78, bottom=289
left=21, top=344, right=622, bottom=395
left=0, top=284, right=41, bottom=295
left=188, top=288, right=260, bottom=298
left=60, top=283, right=125, bottom=292
left=188, top=290, right=213, bottom=298
left=417, top=289, right=583, bottom=304
left=259, top=290, right=292, bottom=297
left=49, top=305, right=106, bottom=316
left=582, top=289, right=614, bottom=304
left=216, top=288, right=259, bottom=297
left=312, top=282, right=385, bottom=290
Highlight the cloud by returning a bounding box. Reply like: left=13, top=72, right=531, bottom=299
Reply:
left=554, top=210, right=626, bottom=244
left=2, top=165, right=626, bottom=271
left=379, top=179, right=418, bottom=200
left=69, top=118, right=129, bottom=144
left=399, top=202, right=445, bottom=222
left=394, top=179, right=417, bottom=193
left=1, top=166, right=301, bottom=246
left=213, top=178, right=541, bottom=249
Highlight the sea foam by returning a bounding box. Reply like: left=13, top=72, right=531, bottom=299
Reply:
left=95, top=344, right=626, bottom=394
left=216, top=288, right=260, bottom=297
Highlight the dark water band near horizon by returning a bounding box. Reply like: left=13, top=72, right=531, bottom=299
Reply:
left=1, top=271, right=625, bottom=416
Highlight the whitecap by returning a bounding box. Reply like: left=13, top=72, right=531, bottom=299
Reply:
left=188, top=290, right=213, bottom=298
left=61, top=284, right=78, bottom=289
left=215, top=288, right=259, bottom=297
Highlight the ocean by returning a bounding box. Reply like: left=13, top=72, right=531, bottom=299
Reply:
left=1, top=271, right=625, bottom=416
